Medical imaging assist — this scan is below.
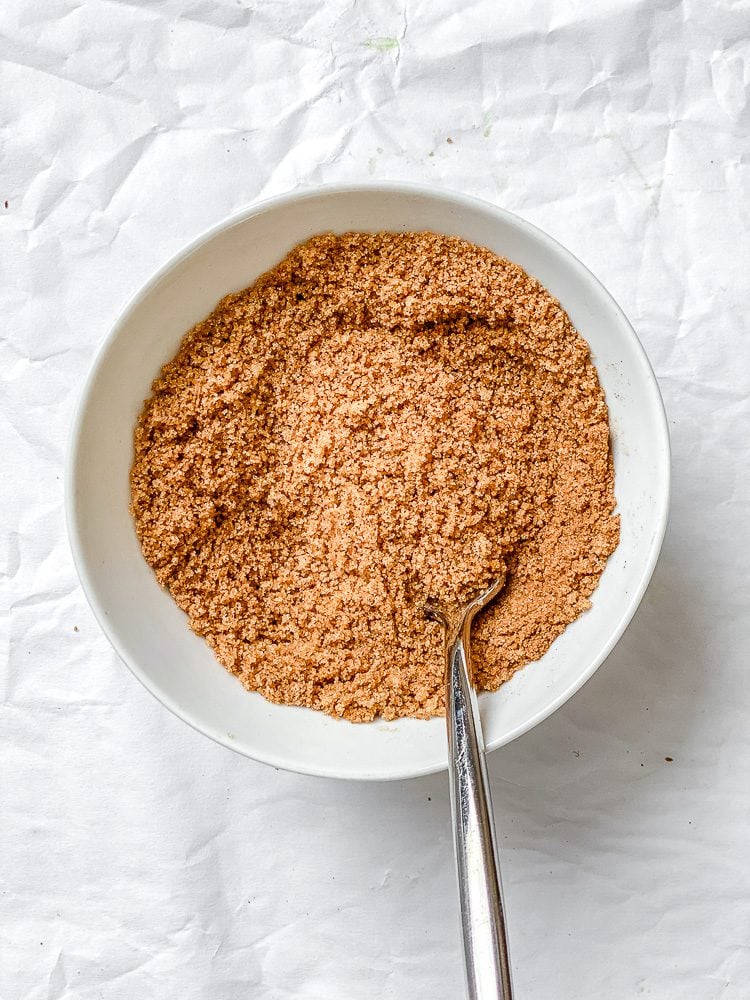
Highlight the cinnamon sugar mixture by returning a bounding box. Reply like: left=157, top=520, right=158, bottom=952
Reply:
left=131, top=232, right=619, bottom=721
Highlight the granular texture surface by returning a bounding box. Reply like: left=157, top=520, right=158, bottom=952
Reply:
left=130, top=232, right=619, bottom=721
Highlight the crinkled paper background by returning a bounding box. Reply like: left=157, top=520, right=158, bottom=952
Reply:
left=2, top=1, right=749, bottom=996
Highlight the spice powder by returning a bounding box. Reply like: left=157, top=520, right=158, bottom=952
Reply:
left=131, top=232, right=619, bottom=721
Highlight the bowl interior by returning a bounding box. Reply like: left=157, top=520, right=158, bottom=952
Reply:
left=67, top=186, right=669, bottom=780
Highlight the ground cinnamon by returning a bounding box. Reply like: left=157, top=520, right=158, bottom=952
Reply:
left=131, top=232, right=619, bottom=721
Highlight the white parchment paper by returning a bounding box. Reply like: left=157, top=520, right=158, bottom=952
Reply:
left=2, top=1, right=749, bottom=996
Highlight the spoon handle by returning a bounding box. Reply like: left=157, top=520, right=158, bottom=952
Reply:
left=446, top=624, right=514, bottom=1000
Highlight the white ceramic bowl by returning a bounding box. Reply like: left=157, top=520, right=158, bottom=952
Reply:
left=66, top=184, right=670, bottom=780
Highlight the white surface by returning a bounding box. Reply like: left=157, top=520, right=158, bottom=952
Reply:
left=2, top=0, right=749, bottom=995
left=67, top=184, right=669, bottom=781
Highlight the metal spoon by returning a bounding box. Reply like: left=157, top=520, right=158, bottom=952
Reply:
left=426, top=580, right=514, bottom=1000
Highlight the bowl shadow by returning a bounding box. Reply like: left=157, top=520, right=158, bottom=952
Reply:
left=487, top=525, right=704, bottom=817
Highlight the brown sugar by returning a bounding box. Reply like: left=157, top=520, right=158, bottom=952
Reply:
left=130, top=232, right=619, bottom=721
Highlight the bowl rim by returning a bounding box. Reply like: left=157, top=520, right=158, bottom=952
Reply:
left=65, top=181, right=671, bottom=780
